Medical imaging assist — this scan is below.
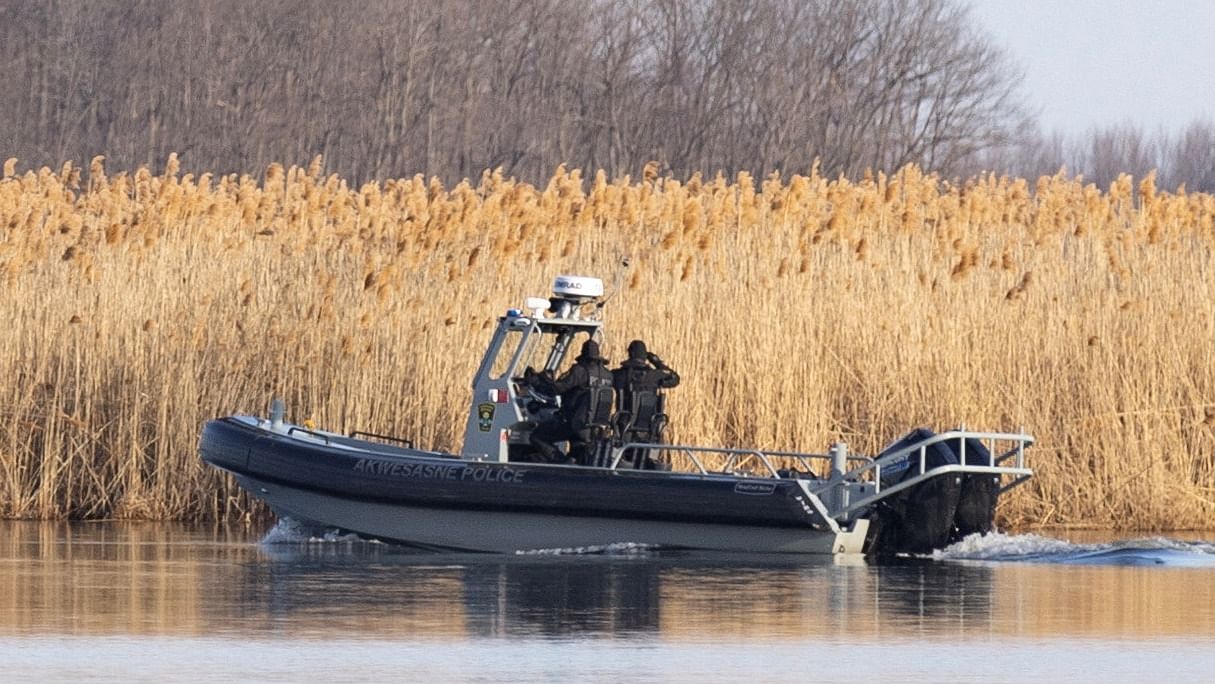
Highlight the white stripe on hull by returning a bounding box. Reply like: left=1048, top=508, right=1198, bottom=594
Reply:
left=237, top=474, right=869, bottom=555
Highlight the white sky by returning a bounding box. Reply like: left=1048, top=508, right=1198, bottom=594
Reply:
left=968, top=0, right=1215, bottom=135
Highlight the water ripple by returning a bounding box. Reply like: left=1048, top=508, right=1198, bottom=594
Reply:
left=934, top=532, right=1215, bottom=566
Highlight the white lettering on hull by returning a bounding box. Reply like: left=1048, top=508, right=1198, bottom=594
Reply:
left=352, top=459, right=527, bottom=484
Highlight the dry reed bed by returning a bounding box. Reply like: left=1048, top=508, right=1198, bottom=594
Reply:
left=1, top=155, right=1213, bottom=529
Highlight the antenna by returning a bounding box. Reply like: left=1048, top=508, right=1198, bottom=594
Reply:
left=596, top=256, right=631, bottom=312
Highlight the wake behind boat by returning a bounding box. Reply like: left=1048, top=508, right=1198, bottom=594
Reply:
left=199, top=275, right=1034, bottom=555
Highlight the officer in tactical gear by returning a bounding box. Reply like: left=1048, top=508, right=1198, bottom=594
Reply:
left=612, top=339, right=679, bottom=468
left=525, top=339, right=615, bottom=464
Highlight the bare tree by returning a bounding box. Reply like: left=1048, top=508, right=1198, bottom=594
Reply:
left=1078, top=123, right=1160, bottom=190
left=0, top=0, right=1034, bottom=183
left=1162, top=119, right=1215, bottom=193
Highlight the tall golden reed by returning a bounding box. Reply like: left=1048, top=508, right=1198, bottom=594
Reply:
left=1, top=156, right=1213, bottom=529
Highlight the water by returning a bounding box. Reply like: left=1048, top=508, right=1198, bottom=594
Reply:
left=2, top=521, right=1214, bottom=683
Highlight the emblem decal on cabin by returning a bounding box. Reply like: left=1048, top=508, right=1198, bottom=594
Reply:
left=477, top=402, right=495, bottom=431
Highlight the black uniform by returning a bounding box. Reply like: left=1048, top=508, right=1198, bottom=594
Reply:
left=612, top=340, right=679, bottom=448
left=528, top=340, right=614, bottom=464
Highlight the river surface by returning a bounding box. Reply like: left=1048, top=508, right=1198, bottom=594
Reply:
left=2, top=520, right=1214, bottom=683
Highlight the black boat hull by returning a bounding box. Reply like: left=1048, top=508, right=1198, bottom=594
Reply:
left=199, top=417, right=869, bottom=554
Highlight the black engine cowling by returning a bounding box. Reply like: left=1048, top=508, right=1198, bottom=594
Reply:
left=864, top=428, right=998, bottom=555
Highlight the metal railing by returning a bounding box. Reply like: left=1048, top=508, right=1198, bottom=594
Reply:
left=844, top=429, right=1032, bottom=484
left=348, top=430, right=415, bottom=449
left=828, top=430, right=1035, bottom=517
left=606, top=443, right=871, bottom=478
left=283, top=424, right=425, bottom=456
left=605, top=430, right=1034, bottom=518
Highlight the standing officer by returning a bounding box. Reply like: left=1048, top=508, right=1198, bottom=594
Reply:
left=612, top=340, right=679, bottom=467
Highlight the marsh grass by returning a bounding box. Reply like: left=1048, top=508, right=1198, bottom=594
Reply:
left=1, top=158, right=1213, bottom=529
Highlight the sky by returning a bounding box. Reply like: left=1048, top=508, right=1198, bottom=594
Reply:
left=968, top=0, right=1215, bottom=136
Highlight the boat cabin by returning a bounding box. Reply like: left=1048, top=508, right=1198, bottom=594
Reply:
left=460, top=275, right=608, bottom=461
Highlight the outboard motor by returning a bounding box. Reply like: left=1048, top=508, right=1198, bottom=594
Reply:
left=949, top=437, right=998, bottom=539
left=866, top=428, right=996, bottom=555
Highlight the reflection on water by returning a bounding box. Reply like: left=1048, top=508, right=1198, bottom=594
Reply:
left=2, top=521, right=1215, bottom=681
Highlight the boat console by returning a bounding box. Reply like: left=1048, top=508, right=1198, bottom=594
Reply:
left=460, top=275, right=608, bottom=462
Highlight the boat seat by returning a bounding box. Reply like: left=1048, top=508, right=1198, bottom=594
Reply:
left=578, top=423, right=615, bottom=467
left=568, top=381, right=612, bottom=465
left=611, top=409, right=668, bottom=470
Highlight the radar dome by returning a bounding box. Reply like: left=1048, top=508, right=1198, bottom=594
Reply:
left=552, top=275, right=604, bottom=301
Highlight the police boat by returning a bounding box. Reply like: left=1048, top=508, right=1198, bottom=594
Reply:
left=199, top=275, right=1034, bottom=555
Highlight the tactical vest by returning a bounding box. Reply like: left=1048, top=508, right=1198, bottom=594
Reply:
left=568, top=365, right=614, bottom=431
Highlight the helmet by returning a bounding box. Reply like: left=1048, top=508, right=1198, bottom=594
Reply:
left=579, top=339, right=602, bottom=360
left=627, top=339, right=647, bottom=360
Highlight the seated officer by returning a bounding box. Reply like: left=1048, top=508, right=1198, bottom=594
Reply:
left=526, top=339, right=614, bottom=464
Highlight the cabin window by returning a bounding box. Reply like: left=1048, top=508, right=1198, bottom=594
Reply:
left=515, top=330, right=549, bottom=375
left=487, top=329, right=523, bottom=380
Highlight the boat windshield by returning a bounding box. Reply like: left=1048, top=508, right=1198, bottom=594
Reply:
left=487, top=328, right=524, bottom=379
left=513, top=329, right=552, bottom=376
left=487, top=326, right=561, bottom=379
left=485, top=318, right=600, bottom=382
